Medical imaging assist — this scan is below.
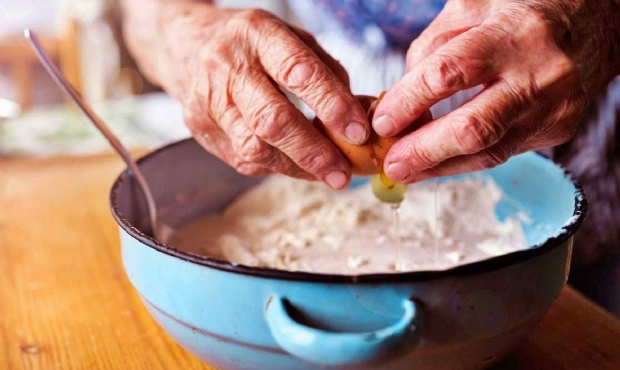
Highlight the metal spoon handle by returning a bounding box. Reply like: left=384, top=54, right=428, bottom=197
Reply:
left=24, top=29, right=159, bottom=237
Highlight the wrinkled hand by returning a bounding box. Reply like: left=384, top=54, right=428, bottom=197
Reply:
left=374, top=0, right=620, bottom=183
left=161, top=7, right=369, bottom=189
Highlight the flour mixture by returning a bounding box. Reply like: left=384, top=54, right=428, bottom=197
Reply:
left=168, top=176, right=530, bottom=274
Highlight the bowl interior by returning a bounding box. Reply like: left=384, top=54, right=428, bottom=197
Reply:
left=111, top=139, right=585, bottom=276
left=484, top=155, right=580, bottom=246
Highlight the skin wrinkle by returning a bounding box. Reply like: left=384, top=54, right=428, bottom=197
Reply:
left=497, top=76, right=535, bottom=121
left=388, top=82, right=427, bottom=122
left=452, top=111, right=506, bottom=154
left=230, top=59, right=347, bottom=179
left=386, top=68, right=540, bottom=177
left=270, top=48, right=358, bottom=133
left=480, top=142, right=512, bottom=169
left=409, top=123, right=534, bottom=181
left=458, top=84, right=515, bottom=147
left=290, top=26, right=351, bottom=86
left=406, top=135, right=440, bottom=169
left=248, top=102, right=297, bottom=145
left=257, top=19, right=367, bottom=139
left=237, top=133, right=275, bottom=164
left=123, top=0, right=620, bottom=186
left=277, top=54, right=318, bottom=88
left=272, top=122, right=340, bottom=176
left=123, top=0, right=367, bottom=188
left=296, top=148, right=334, bottom=175
left=526, top=0, right=616, bottom=93
left=233, top=69, right=337, bottom=168
left=314, top=93, right=353, bottom=129
left=425, top=53, right=471, bottom=93
left=395, top=27, right=497, bottom=125
left=378, top=0, right=620, bottom=182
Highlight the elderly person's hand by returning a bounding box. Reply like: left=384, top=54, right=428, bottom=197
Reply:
left=122, top=0, right=369, bottom=189
left=374, top=0, right=620, bottom=183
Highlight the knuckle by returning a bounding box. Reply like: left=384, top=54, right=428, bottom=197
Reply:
left=236, top=134, right=274, bottom=164
left=424, top=55, right=469, bottom=93
left=480, top=147, right=511, bottom=169
left=451, top=114, right=504, bottom=153
left=314, top=92, right=351, bottom=125
left=277, top=53, right=320, bottom=89
left=249, top=103, right=297, bottom=145
left=504, top=82, right=535, bottom=113
left=295, top=146, right=333, bottom=173
left=408, top=141, right=438, bottom=169
left=390, top=83, right=419, bottom=116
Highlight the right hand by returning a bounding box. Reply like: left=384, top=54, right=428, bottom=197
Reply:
left=156, top=7, right=369, bottom=189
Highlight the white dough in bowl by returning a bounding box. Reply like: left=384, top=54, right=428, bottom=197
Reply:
left=168, top=175, right=530, bottom=274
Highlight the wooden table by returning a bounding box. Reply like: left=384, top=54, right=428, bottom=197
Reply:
left=2, top=153, right=620, bottom=370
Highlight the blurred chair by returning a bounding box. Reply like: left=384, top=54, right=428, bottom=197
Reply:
left=0, top=19, right=81, bottom=110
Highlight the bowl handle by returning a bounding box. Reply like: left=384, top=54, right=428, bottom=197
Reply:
left=264, top=295, right=417, bottom=366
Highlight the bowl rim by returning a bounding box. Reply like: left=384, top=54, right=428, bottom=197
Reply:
left=109, top=139, right=588, bottom=283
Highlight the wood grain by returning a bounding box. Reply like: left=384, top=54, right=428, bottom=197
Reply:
left=0, top=154, right=212, bottom=370
left=1, top=153, right=619, bottom=370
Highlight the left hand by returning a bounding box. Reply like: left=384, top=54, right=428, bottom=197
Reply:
left=373, top=0, right=620, bottom=183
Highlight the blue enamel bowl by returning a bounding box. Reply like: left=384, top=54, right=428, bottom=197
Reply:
left=110, top=139, right=586, bottom=370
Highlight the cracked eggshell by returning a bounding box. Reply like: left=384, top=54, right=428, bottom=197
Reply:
left=314, top=95, right=433, bottom=176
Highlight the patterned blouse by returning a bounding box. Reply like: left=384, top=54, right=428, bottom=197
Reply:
left=313, top=0, right=447, bottom=50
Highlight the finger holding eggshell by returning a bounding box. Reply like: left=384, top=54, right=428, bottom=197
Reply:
left=314, top=94, right=433, bottom=179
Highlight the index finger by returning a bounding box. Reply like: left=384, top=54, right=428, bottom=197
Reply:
left=255, top=18, right=369, bottom=145
left=373, top=26, right=502, bottom=137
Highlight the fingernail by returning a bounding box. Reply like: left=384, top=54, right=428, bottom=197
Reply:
left=344, top=122, right=367, bottom=144
left=374, top=116, right=395, bottom=136
left=386, top=162, right=411, bottom=182
left=325, top=171, right=348, bottom=189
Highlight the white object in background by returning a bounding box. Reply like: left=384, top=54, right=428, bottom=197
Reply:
left=79, top=21, right=119, bottom=103
left=0, top=0, right=59, bottom=37
left=0, top=98, right=21, bottom=120
left=0, top=0, right=61, bottom=104
left=59, top=0, right=120, bottom=104
left=1, top=93, right=189, bottom=156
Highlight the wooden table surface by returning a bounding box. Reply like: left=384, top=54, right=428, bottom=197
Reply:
left=2, top=152, right=620, bottom=370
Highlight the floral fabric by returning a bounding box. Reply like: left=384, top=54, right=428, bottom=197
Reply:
left=314, top=0, right=446, bottom=50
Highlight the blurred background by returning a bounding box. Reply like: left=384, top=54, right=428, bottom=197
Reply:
left=0, top=0, right=288, bottom=155
left=0, top=0, right=184, bottom=155
left=1, top=0, right=618, bottom=318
